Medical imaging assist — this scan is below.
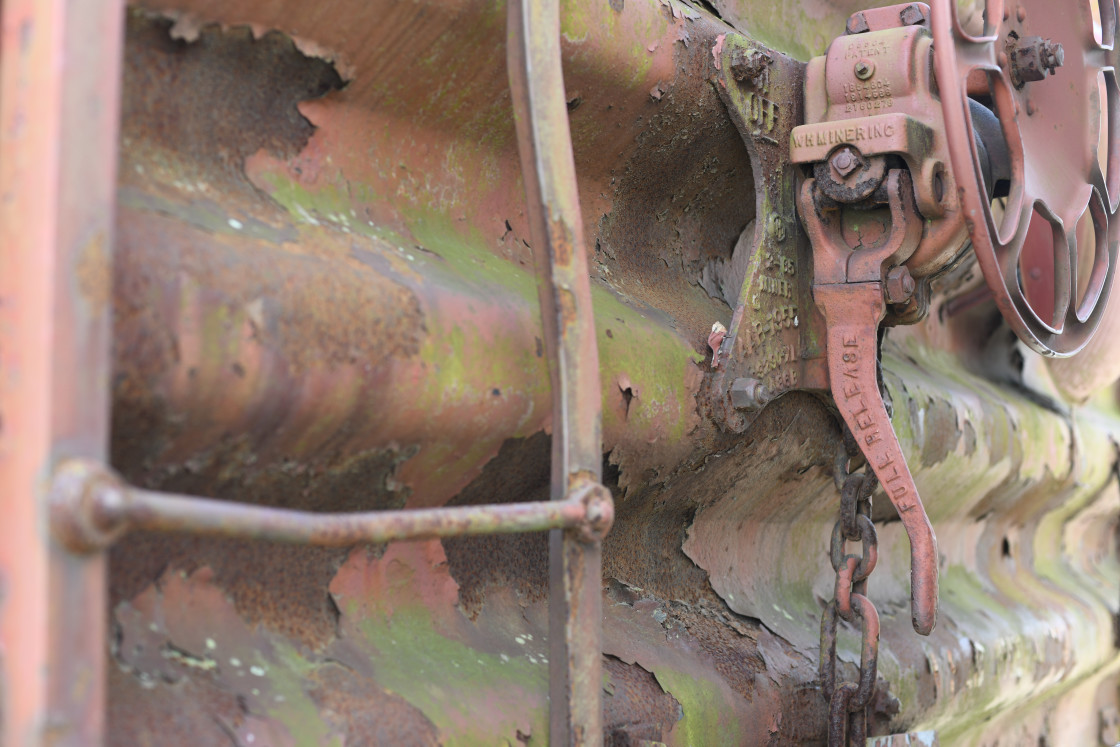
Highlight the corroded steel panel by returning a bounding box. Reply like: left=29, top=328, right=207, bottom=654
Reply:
left=3, top=0, right=1118, bottom=744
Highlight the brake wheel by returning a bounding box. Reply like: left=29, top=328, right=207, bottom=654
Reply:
left=932, top=0, right=1120, bottom=355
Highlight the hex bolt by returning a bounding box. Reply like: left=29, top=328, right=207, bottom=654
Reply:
left=830, top=146, right=860, bottom=178
left=730, top=377, right=772, bottom=410
left=854, top=60, right=875, bottom=80
left=846, top=12, right=870, bottom=35
left=899, top=3, right=926, bottom=26
left=885, top=266, right=916, bottom=304
left=1011, top=36, right=1064, bottom=84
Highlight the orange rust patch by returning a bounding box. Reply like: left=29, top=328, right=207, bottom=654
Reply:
left=548, top=218, right=574, bottom=267
left=76, top=231, right=112, bottom=315
left=557, top=287, right=579, bottom=333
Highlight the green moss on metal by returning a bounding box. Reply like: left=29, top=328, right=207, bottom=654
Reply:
left=262, top=642, right=339, bottom=745
left=560, top=0, right=654, bottom=90
left=653, top=667, right=741, bottom=745
left=261, top=170, right=702, bottom=452
left=594, top=286, right=704, bottom=441
left=405, top=210, right=541, bottom=304
left=348, top=601, right=549, bottom=745
left=880, top=344, right=1039, bottom=521
left=720, top=6, right=835, bottom=62
left=256, top=171, right=387, bottom=239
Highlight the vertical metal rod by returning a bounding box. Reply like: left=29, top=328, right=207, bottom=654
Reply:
left=507, top=0, right=605, bottom=743
left=0, top=0, right=125, bottom=742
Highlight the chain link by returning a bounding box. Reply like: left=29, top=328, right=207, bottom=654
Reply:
left=821, top=430, right=881, bottom=746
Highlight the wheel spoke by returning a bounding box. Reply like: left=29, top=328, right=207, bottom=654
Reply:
left=1100, top=70, right=1120, bottom=210
left=954, top=39, right=997, bottom=70
left=953, top=0, right=1001, bottom=42
left=995, top=192, right=1035, bottom=280
left=1096, top=0, right=1120, bottom=49
left=1051, top=212, right=1075, bottom=330
left=1075, top=188, right=1112, bottom=321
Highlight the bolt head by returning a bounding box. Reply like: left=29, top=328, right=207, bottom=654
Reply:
left=846, top=12, right=870, bottom=35
left=729, top=48, right=771, bottom=84
left=830, top=147, right=860, bottom=178
left=885, top=266, right=916, bottom=304
left=730, top=377, right=771, bottom=410
left=854, top=59, right=875, bottom=80
left=899, top=3, right=925, bottom=26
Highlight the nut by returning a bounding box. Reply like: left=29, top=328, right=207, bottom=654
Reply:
left=730, top=377, right=772, bottom=410
left=885, top=266, right=916, bottom=304
left=899, top=3, right=926, bottom=26
left=830, top=146, right=860, bottom=178
left=854, top=59, right=875, bottom=80
left=729, top=47, right=772, bottom=85
left=573, top=482, right=614, bottom=543
left=1010, top=36, right=1064, bottom=84
left=1040, top=40, right=1064, bottom=72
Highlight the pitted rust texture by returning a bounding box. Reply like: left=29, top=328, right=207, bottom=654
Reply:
left=110, top=563, right=446, bottom=745
left=647, top=392, right=843, bottom=644
left=122, top=12, right=344, bottom=188
left=111, top=19, right=426, bottom=648
left=95, top=1, right=1120, bottom=744
left=306, top=665, right=442, bottom=746
left=111, top=539, right=346, bottom=649
left=107, top=665, right=248, bottom=746
left=594, top=21, right=756, bottom=325
left=109, top=438, right=414, bottom=647
left=115, top=21, right=421, bottom=374
left=602, top=655, right=682, bottom=745
left=441, top=434, right=551, bottom=619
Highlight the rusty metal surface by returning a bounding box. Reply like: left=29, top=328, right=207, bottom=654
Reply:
left=50, top=458, right=612, bottom=551
left=8, top=0, right=1120, bottom=743
left=821, top=444, right=882, bottom=745
left=705, top=32, right=831, bottom=433
left=507, top=0, right=610, bottom=740
left=0, top=0, right=125, bottom=743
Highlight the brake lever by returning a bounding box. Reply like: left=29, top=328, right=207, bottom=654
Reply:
left=801, top=169, right=938, bottom=635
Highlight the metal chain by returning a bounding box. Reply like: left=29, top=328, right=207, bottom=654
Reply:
left=822, top=428, right=881, bottom=746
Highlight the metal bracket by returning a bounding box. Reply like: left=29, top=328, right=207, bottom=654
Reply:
left=708, top=33, right=829, bottom=432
